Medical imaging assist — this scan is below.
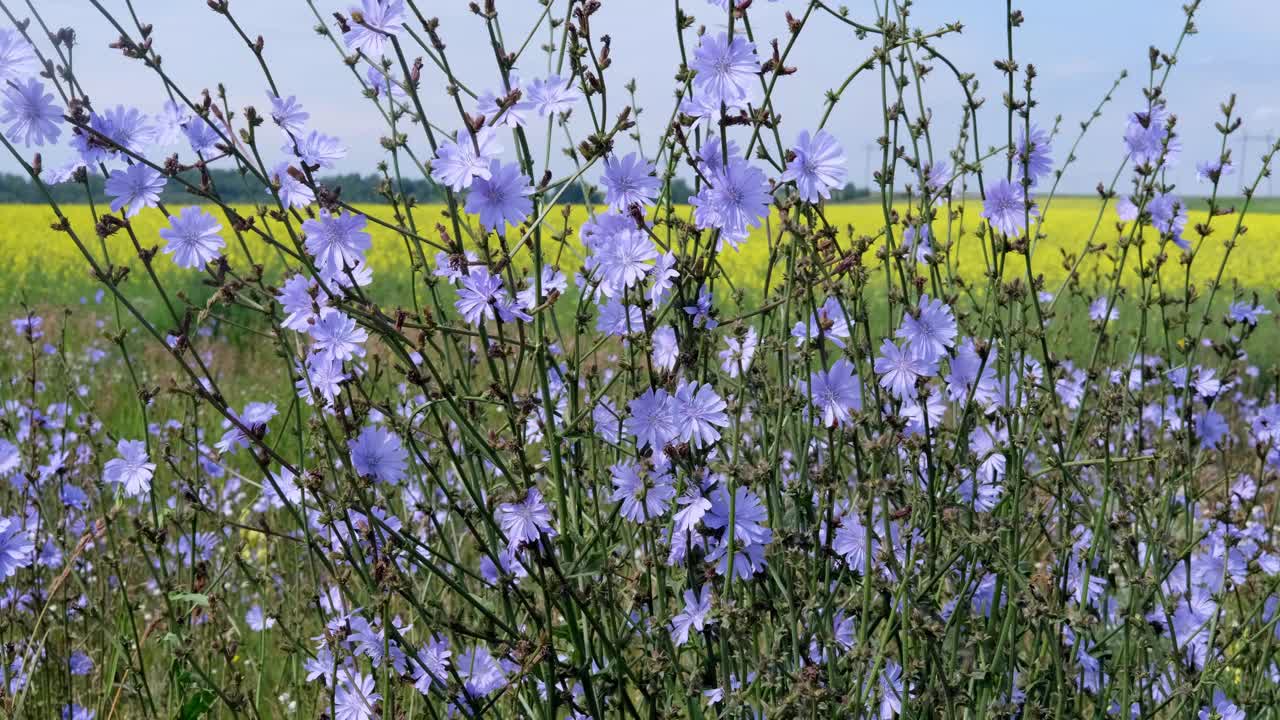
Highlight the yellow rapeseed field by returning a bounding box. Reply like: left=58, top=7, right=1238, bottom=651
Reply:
left=5, top=198, right=1277, bottom=307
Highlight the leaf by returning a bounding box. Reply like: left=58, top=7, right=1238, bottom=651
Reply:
left=161, top=632, right=182, bottom=651
left=176, top=689, right=217, bottom=720
left=169, top=592, right=210, bottom=607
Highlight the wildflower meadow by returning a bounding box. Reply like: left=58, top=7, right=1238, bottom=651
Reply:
left=1, top=0, right=1279, bottom=719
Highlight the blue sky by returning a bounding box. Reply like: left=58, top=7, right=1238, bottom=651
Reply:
left=9, top=0, right=1278, bottom=195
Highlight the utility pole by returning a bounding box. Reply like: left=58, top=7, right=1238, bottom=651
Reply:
left=1240, top=132, right=1276, bottom=196
left=864, top=143, right=874, bottom=194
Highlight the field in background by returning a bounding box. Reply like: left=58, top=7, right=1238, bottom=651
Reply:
left=6, top=197, right=1278, bottom=371
left=7, top=198, right=1278, bottom=304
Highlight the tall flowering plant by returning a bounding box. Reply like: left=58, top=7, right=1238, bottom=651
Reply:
left=0, top=0, right=1277, bottom=718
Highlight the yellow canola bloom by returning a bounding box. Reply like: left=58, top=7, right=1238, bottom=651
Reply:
left=9, top=199, right=1277, bottom=299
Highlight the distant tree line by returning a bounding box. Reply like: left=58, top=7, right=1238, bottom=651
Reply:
left=0, top=169, right=870, bottom=205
